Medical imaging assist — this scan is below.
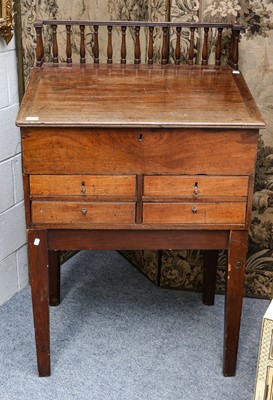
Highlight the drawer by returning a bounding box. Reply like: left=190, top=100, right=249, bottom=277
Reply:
left=143, top=176, right=249, bottom=198
left=29, top=175, right=136, bottom=197
left=142, top=203, right=246, bottom=224
left=22, top=127, right=258, bottom=175
left=32, top=201, right=136, bottom=224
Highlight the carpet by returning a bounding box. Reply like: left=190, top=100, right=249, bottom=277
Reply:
left=0, top=250, right=269, bottom=400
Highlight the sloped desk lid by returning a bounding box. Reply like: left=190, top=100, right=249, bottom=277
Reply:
left=16, top=64, right=265, bottom=129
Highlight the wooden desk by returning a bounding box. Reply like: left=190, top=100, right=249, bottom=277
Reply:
left=17, top=21, right=265, bottom=377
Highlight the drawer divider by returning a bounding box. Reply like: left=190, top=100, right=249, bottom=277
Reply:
left=136, top=174, right=143, bottom=224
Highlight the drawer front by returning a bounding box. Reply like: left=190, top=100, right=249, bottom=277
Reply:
left=30, top=175, right=136, bottom=197
left=143, top=203, right=246, bottom=225
left=22, top=128, right=258, bottom=175
left=143, top=176, right=249, bottom=198
left=32, top=201, right=136, bottom=224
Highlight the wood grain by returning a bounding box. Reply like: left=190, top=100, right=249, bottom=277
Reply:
left=143, top=176, right=249, bottom=197
left=47, top=229, right=230, bottom=251
left=27, top=229, right=50, bottom=377
left=19, top=19, right=264, bottom=378
left=48, top=250, right=60, bottom=306
left=22, top=128, right=258, bottom=175
left=16, top=65, right=265, bottom=129
left=30, top=175, right=136, bottom=197
left=202, top=250, right=219, bottom=306
left=142, top=202, right=246, bottom=225
left=23, top=174, right=31, bottom=227
left=31, top=201, right=136, bottom=224
left=224, top=230, right=248, bottom=376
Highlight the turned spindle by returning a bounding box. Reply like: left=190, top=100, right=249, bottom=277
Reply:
left=175, top=27, right=181, bottom=65
left=107, top=26, right=113, bottom=64
left=52, top=25, right=58, bottom=63
left=134, top=26, right=141, bottom=64
left=35, top=25, right=44, bottom=67
left=66, top=25, right=72, bottom=64
left=161, top=26, right=168, bottom=65
left=231, top=27, right=240, bottom=70
left=93, top=25, right=99, bottom=64
left=148, top=26, right=154, bottom=65
left=80, top=25, right=86, bottom=64
left=33, top=20, right=242, bottom=71
left=202, top=27, right=209, bottom=66
left=215, top=27, right=223, bottom=66
left=121, top=26, right=127, bottom=64
left=187, top=27, right=195, bottom=65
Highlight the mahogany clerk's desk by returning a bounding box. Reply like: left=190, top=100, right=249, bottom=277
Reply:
left=17, top=21, right=265, bottom=377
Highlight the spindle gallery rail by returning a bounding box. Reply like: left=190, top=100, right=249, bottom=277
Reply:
left=34, top=20, right=242, bottom=69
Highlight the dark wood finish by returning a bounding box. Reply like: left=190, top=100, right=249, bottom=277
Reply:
left=187, top=27, right=195, bottom=65
left=18, top=19, right=265, bottom=378
left=215, top=28, right=223, bottom=66
left=202, top=27, right=209, bottom=65
left=80, top=25, right=85, bottom=64
left=246, top=174, right=255, bottom=229
left=93, top=25, right=99, bottom=64
left=52, top=25, right=58, bottom=63
left=27, top=223, right=249, bottom=231
left=107, top=25, right=113, bottom=64
left=202, top=250, right=219, bottom=305
left=48, top=250, right=60, bottom=306
left=47, top=230, right=230, bottom=251
left=161, top=26, right=168, bottom=65
left=35, top=25, right=44, bottom=66
left=35, top=20, right=242, bottom=29
left=34, top=20, right=242, bottom=69
left=148, top=26, right=154, bottom=65
left=223, top=230, right=248, bottom=376
left=23, top=174, right=31, bottom=227
left=231, top=28, right=240, bottom=69
left=136, top=175, right=143, bottom=224
left=175, top=27, right=181, bottom=65
left=121, top=26, right=126, bottom=64
left=27, top=229, right=50, bottom=377
left=134, top=26, right=141, bottom=64
left=66, top=24, right=72, bottom=64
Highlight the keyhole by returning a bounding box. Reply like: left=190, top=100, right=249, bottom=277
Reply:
left=193, top=182, right=199, bottom=196
left=138, top=133, right=143, bottom=142
left=81, top=181, right=86, bottom=194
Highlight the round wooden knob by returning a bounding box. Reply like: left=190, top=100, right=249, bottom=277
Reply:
left=192, top=206, right=197, bottom=213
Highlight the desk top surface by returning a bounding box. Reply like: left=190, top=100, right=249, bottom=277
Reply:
left=17, top=64, right=265, bottom=129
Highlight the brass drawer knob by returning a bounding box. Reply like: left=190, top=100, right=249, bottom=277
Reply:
left=81, top=208, right=88, bottom=215
left=192, top=206, right=197, bottom=213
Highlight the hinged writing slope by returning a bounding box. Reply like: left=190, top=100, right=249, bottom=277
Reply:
left=17, top=64, right=264, bottom=129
